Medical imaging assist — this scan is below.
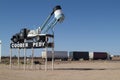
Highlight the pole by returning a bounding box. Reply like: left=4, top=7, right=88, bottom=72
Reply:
left=45, top=36, right=48, bottom=71
left=0, top=40, right=1, bottom=62
left=31, top=47, right=34, bottom=70
left=18, top=48, right=20, bottom=69
left=10, top=48, right=12, bottom=69
left=52, top=30, right=54, bottom=70
left=52, top=42, right=54, bottom=70
left=45, top=47, right=48, bottom=71
left=24, top=47, right=26, bottom=70
left=24, top=39, right=26, bottom=70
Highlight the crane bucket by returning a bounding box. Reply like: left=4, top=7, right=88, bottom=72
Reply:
left=53, top=5, right=64, bottom=23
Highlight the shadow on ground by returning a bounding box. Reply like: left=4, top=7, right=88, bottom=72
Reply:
left=54, top=67, right=120, bottom=71
left=55, top=68, right=106, bottom=71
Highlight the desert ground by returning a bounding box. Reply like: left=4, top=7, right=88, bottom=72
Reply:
left=0, top=61, right=120, bottom=80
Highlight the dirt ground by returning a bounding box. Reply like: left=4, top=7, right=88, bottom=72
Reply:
left=0, top=61, right=120, bottom=80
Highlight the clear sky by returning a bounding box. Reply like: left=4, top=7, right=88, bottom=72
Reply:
left=0, top=0, right=120, bottom=56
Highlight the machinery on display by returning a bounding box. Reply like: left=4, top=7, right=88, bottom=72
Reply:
left=10, top=5, right=65, bottom=71
left=10, top=5, right=64, bottom=48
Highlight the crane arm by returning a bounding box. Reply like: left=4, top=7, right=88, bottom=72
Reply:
left=39, top=5, right=64, bottom=34
left=39, top=13, right=53, bottom=33
left=43, top=18, right=58, bottom=33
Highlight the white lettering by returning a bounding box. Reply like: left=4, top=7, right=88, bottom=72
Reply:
left=11, top=43, right=28, bottom=48
left=33, top=42, right=45, bottom=47
left=11, top=42, right=47, bottom=48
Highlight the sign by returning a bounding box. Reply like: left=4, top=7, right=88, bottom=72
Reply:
left=10, top=42, right=53, bottom=49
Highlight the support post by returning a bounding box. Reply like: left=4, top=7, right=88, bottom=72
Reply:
left=45, top=47, right=48, bottom=71
left=52, top=36, right=54, bottom=70
left=18, top=48, right=20, bottom=69
left=24, top=48, right=26, bottom=70
left=51, top=28, right=55, bottom=71
left=10, top=48, right=12, bottom=69
left=31, top=47, right=34, bottom=70
left=0, top=40, right=1, bottom=62
left=45, top=36, right=48, bottom=71
left=24, top=39, right=26, bottom=70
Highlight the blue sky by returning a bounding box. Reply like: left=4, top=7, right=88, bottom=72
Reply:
left=0, top=0, right=120, bottom=56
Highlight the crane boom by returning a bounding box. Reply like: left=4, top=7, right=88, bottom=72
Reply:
left=39, top=5, right=64, bottom=34
left=39, top=13, right=53, bottom=33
